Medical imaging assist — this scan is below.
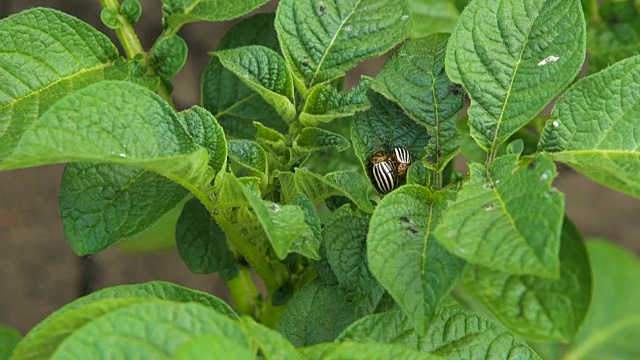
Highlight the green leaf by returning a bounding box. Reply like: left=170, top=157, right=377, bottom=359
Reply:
left=176, top=198, right=237, bottom=274
left=202, top=13, right=286, bottom=139
left=227, top=139, right=268, bottom=184
left=586, top=2, right=640, bottom=74
left=276, top=280, right=356, bottom=346
left=294, top=127, right=350, bottom=153
left=463, top=218, right=592, bottom=342
left=51, top=281, right=238, bottom=321
left=214, top=45, right=296, bottom=122
left=294, top=168, right=374, bottom=213
left=338, top=308, right=542, bottom=360
left=179, top=106, right=227, bottom=174
left=409, top=0, right=460, bottom=38
left=445, top=0, right=586, bottom=151
left=434, top=154, right=564, bottom=278
left=100, top=8, right=121, bottom=29
left=118, top=196, right=188, bottom=254
left=351, top=92, right=430, bottom=177
left=162, top=0, right=269, bottom=28
left=275, top=0, right=412, bottom=88
left=368, top=186, right=466, bottom=335
left=228, top=176, right=308, bottom=260
left=240, top=317, right=302, bottom=360
left=565, top=240, right=640, bottom=360
left=13, top=299, right=145, bottom=360
left=58, top=163, right=187, bottom=255
left=50, top=302, right=249, bottom=359
left=324, top=205, right=384, bottom=315
left=539, top=55, right=640, bottom=199
left=456, top=116, right=487, bottom=163
left=13, top=282, right=237, bottom=359
left=290, top=194, right=322, bottom=260
left=150, top=34, right=188, bottom=79
left=406, top=160, right=429, bottom=186
left=121, top=0, right=142, bottom=24
left=372, top=34, right=463, bottom=171
left=0, top=8, right=124, bottom=158
left=0, top=326, right=20, bottom=360
left=174, top=335, right=254, bottom=360
left=254, top=122, right=286, bottom=155
left=299, top=342, right=444, bottom=360
left=300, top=77, right=373, bottom=126
left=0, top=80, right=213, bottom=202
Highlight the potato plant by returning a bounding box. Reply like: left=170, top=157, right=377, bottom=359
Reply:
left=1, top=0, right=639, bottom=359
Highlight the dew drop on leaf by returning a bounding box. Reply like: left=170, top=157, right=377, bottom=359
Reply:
left=401, top=14, right=410, bottom=21
left=552, top=120, right=559, bottom=127
left=344, top=25, right=353, bottom=32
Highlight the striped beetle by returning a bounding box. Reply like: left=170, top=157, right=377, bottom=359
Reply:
left=370, top=151, right=389, bottom=165
left=391, top=146, right=412, bottom=177
left=372, top=159, right=398, bottom=194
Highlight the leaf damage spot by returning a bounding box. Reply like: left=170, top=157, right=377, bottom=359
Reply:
left=344, top=25, right=353, bottom=32
left=399, top=216, right=411, bottom=223
left=538, top=55, right=560, bottom=66
left=484, top=204, right=495, bottom=211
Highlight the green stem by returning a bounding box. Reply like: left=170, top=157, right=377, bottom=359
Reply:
left=99, top=0, right=175, bottom=107
left=227, top=267, right=260, bottom=316
left=261, top=300, right=287, bottom=328
left=435, top=172, right=443, bottom=190
left=211, top=210, right=281, bottom=292
left=486, top=145, right=498, bottom=166
left=99, top=0, right=144, bottom=58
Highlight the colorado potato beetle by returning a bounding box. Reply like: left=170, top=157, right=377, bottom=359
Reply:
left=370, top=151, right=389, bottom=165
left=372, top=160, right=397, bottom=194
left=391, top=146, right=412, bottom=177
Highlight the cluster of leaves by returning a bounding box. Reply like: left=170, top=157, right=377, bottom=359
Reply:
left=1, top=0, right=640, bottom=358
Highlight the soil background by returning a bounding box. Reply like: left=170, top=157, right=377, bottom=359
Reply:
left=1, top=0, right=639, bottom=335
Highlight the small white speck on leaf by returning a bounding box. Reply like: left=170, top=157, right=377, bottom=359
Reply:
left=538, top=55, right=560, bottom=66
left=457, top=248, right=466, bottom=254
left=540, top=172, right=549, bottom=181
left=118, top=153, right=127, bottom=158
left=344, top=25, right=353, bottom=32
left=495, top=179, right=501, bottom=184
left=242, top=73, right=249, bottom=78
left=552, top=120, right=559, bottom=128
left=401, top=14, right=410, bottom=20
left=483, top=183, right=494, bottom=190
left=269, top=204, right=281, bottom=212
left=484, top=204, right=495, bottom=211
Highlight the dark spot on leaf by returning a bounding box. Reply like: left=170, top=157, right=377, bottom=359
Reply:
left=399, top=216, right=411, bottom=223
left=408, top=227, right=419, bottom=234
left=452, top=83, right=464, bottom=96
left=527, top=160, right=538, bottom=170
left=302, top=60, right=310, bottom=67
left=319, top=4, right=326, bottom=13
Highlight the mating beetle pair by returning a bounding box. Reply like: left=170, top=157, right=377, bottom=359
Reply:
left=370, top=147, right=412, bottom=194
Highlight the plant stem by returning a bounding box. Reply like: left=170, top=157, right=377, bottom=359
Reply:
left=227, top=267, right=260, bottom=316
left=99, top=0, right=175, bottom=107
left=261, top=300, right=287, bottom=328
left=99, top=0, right=144, bottom=58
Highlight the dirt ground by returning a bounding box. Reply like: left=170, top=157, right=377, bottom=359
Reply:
left=1, top=0, right=639, bottom=335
